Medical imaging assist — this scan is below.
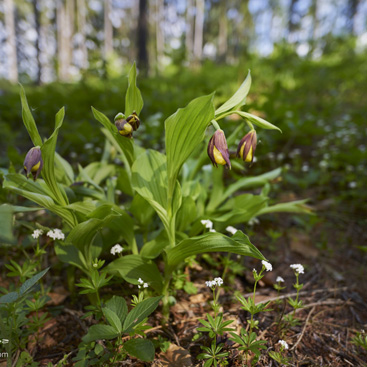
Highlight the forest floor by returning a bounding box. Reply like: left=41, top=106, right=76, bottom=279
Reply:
left=2, top=193, right=367, bottom=367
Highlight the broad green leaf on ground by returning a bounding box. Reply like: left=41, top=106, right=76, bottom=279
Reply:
left=83, top=324, right=119, bottom=343
left=131, top=150, right=170, bottom=232
left=0, top=204, right=15, bottom=244
left=215, top=71, right=251, bottom=117
left=125, top=62, right=143, bottom=117
left=234, top=111, right=282, bottom=132
left=123, top=296, right=162, bottom=333
left=124, top=339, right=155, bottom=362
left=106, top=296, right=128, bottom=323
left=93, top=107, right=135, bottom=167
left=102, top=308, right=122, bottom=333
left=19, top=84, right=42, bottom=147
left=54, top=243, right=88, bottom=272
left=165, top=231, right=265, bottom=274
left=165, top=94, right=215, bottom=193
left=140, top=230, right=170, bottom=259
left=66, top=216, right=116, bottom=259
left=105, top=254, right=163, bottom=293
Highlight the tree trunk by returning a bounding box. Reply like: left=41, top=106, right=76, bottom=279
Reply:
left=32, top=0, right=42, bottom=84
left=104, top=0, right=113, bottom=58
left=218, top=2, right=228, bottom=62
left=77, top=0, right=88, bottom=69
left=347, top=0, right=360, bottom=34
left=288, top=0, right=298, bottom=41
left=137, top=0, right=149, bottom=73
left=193, top=0, right=204, bottom=63
left=155, top=0, right=164, bottom=72
left=4, top=0, right=18, bottom=83
left=185, top=0, right=194, bottom=63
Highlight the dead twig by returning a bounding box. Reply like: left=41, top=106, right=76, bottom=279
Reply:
left=291, top=306, right=315, bottom=351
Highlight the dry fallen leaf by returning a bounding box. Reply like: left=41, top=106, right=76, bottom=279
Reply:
left=157, top=344, right=192, bottom=367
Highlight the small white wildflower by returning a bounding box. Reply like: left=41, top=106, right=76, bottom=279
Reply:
left=209, top=229, right=216, bottom=232
left=226, top=226, right=238, bottom=235
left=205, top=280, right=217, bottom=288
left=262, top=260, right=273, bottom=272
left=278, top=340, right=289, bottom=350
left=110, top=244, right=124, bottom=256
left=348, top=181, right=357, bottom=189
left=252, top=268, right=257, bottom=273
left=201, top=219, right=213, bottom=230
left=93, top=263, right=98, bottom=268
left=31, top=229, right=43, bottom=239
left=138, top=278, right=144, bottom=284
left=46, top=229, right=65, bottom=241
left=290, top=264, right=304, bottom=274
left=302, top=164, right=309, bottom=172
left=214, top=277, right=223, bottom=286
left=276, top=276, right=285, bottom=283
left=143, top=282, right=148, bottom=288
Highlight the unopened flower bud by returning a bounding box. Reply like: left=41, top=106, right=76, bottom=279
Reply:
left=207, top=129, right=231, bottom=169
left=23, top=146, right=43, bottom=181
left=114, top=112, right=133, bottom=138
left=237, top=130, right=257, bottom=163
left=126, top=111, right=140, bottom=131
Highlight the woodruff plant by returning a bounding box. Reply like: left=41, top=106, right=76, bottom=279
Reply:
left=3, top=63, right=302, bottom=320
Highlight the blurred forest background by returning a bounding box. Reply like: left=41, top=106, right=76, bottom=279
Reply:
left=1, top=0, right=367, bottom=82
left=0, top=0, right=366, bottom=211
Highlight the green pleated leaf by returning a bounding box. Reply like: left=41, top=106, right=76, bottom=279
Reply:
left=83, top=324, right=119, bottom=343
left=3, top=174, right=76, bottom=227
left=123, top=296, right=162, bottom=334
left=41, top=107, right=71, bottom=208
left=92, top=107, right=135, bottom=167
left=103, top=307, right=122, bottom=333
left=165, top=94, right=215, bottom=190
left=165, top=231, right=265, bottom=274
left=234, top=111, right=282, bottom=132
left=125, top=62, right=143, bottom=117
left=215, top=71, right=251, bottom=117
left=106, top=296, right=128, bottom=324
left=131, top=150, right=170, bottom=232
left=0, top=292, right=19, bottom=304
left=124, top=338, right=155, bottom=362
left=257, top=199, right=312, bottom=216
left=19, top=84, right=42, bottom=147
left=105, top=254, right=163, bottom=293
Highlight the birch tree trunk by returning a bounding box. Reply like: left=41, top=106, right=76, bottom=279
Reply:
left=193, top=0, right=204, bottom=62
left=32, top=0, right=42, bottom=84
left=77, top=0, right=88, bottom=69
left=218, top=1, right=228, bottom=62
left=4, top=0, right=18, bottom=83
left=185, top=0, right=194, bottom=63
left=104, top=0, right=113, bottom=58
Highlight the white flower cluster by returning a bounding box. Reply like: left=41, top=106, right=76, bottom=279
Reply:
left=138, top=278, right=148, bottom=289
left=262, top=260, right=273, bottom=272
left=290, top=264, right=304, bottom=274
left=47, top=229, right=65, bottom=241
left=276, top=276, right=285, bottom=283
left=205, top=277, right=223, bottom=288
left=31, top=229, right=43, bottom=239
left=278, top=339, right=289, bottom=350
left=110, top=244, right=124, bottom=255
left=226, top=226, right=238, bottom=235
